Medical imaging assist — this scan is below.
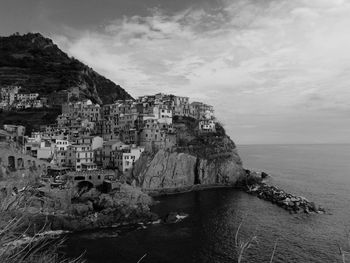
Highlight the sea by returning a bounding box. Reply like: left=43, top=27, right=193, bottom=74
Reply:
left=62, top=144, right=350, bottom=263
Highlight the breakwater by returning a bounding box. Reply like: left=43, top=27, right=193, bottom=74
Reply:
left=246, top=183, right=325, bottom=214
left=242, top=170, right=325, bottom=214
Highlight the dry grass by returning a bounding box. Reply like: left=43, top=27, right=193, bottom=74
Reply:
left=0, top=182, right=84, bottom=263
left=338, top=231, right=350, bottom=263
left=234, top=220, right=279, bottom=263
left=0, top=216, right=84, bottom=263
left=234, top=221, right=258, bottom=263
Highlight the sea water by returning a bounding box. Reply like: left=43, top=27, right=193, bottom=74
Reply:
left=63, top=144, right=350, bottom=262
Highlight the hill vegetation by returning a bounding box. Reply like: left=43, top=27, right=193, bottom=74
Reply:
left=0, top=33, right=133, bottom=104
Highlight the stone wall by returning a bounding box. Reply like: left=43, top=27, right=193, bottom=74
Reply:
left=0, top=142, right=50, bottom=173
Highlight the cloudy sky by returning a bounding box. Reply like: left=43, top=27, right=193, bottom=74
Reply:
left=1, top=0, right=349, bottom=144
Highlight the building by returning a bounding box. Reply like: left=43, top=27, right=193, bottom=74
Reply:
left=190, top=102, right=214, bottom=119
left=100, top=140, right=125, bottom=168
left=154, top=105, right=173, bottom=124
left=114, top=146, right=145, bottom=173
left=37, top=140, right=54, bottom=160
left=3, top=124, right=26, bottom=137
left=66, top=144, right=95, bottom=171
left=139, top=119, right=171, bottom=151
left=199, top=119, right=216, bottom=133
left=48, top=88, right=79, bottom=107
left=51, top=139, right=70, bottom=166
left=0, top=129, right=14, bottom=141
left=77, top=136, right=103, bottom=150
left=0, top=86, right=20, bottom=106
left=15, top=93, right=39, bottom=101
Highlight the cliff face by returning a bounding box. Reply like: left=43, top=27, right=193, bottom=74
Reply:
left=132, top=117, right=245, bottom=190
left=0, top=33, right=133, bottom=104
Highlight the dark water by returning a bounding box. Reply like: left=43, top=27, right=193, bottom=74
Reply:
left=63, top=144, right=350, bottom=262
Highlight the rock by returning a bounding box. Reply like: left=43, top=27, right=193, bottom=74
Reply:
left=244, top=181, right=324, bottom=215
left=132, top=132, right=245, bottom=189
left=261, top=172, right=269, bottom=179
left=309, top=202, right=317, bottom=211
left=163, top=212, right=179, bottom=224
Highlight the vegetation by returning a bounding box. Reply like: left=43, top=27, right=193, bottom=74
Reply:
left=0, top=178, right=84, bottom=263
left=0, top=108, right=61, bottom=135
left=0, top=33, right=133, bottom=104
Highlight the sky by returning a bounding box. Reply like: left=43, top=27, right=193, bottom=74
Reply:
left=1, top=0, right=350, bottom=144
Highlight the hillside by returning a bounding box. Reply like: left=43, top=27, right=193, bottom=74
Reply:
left=0, top=33, right=133, bottom=104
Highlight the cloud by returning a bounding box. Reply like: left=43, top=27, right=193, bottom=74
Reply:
left=53, top=0, right=350, bottom=143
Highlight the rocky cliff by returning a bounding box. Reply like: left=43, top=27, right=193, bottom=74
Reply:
left=0, top=33, right=133, bottom=104
left=131, top=117, right=245, bottom=191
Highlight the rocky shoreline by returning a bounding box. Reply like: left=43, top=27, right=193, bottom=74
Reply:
left=242, top=170, right=326, bottom=214
left=145, top=184, right=235, bottom=197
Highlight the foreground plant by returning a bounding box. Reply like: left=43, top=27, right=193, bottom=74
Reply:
left=0, top=186, right=84, bottom=263
left=234, top=220, right=279, bottom=263
left=234, top=221, right=258, bottom=263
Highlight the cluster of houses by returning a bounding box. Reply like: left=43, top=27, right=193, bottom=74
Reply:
left=0, top=85, right=81, bottom=110
left=1, top=93, right=217, bottom=181
left=0, top=86, right=43, bottom=110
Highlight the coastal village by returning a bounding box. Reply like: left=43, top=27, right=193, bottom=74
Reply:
left=0, top=85, right=217, bottom=190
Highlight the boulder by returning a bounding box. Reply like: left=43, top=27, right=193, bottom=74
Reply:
left=163, top=212, right=179, bottom=224
left=261, top=172, right=269, bottom=179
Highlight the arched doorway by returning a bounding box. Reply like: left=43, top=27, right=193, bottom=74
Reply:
left=76, top=181, right=94, bottom=195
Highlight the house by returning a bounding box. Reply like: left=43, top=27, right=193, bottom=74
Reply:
left=77, top=136, right=103, bottom=150
left=15, top=93, right=39, bottom=101
left=0, top=129, right=14, bottom=141
left=114, top=146, right=145, bottom=173
left=190, top=102, right=214, bottom=119
left=37, top=140, right=54, bottom=160
left=139, top=119, right=170, bottom=151
left=0, top=86, right=20, bottom=105
left=199, top=119, right=216, bottom=133
left=101, top=140, right=125, bottom=168
left=154, top=105, right=173, bottom=124
left=66, top=144, right=95, bottom=171
left=3, top=124, right=26, bottom=137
